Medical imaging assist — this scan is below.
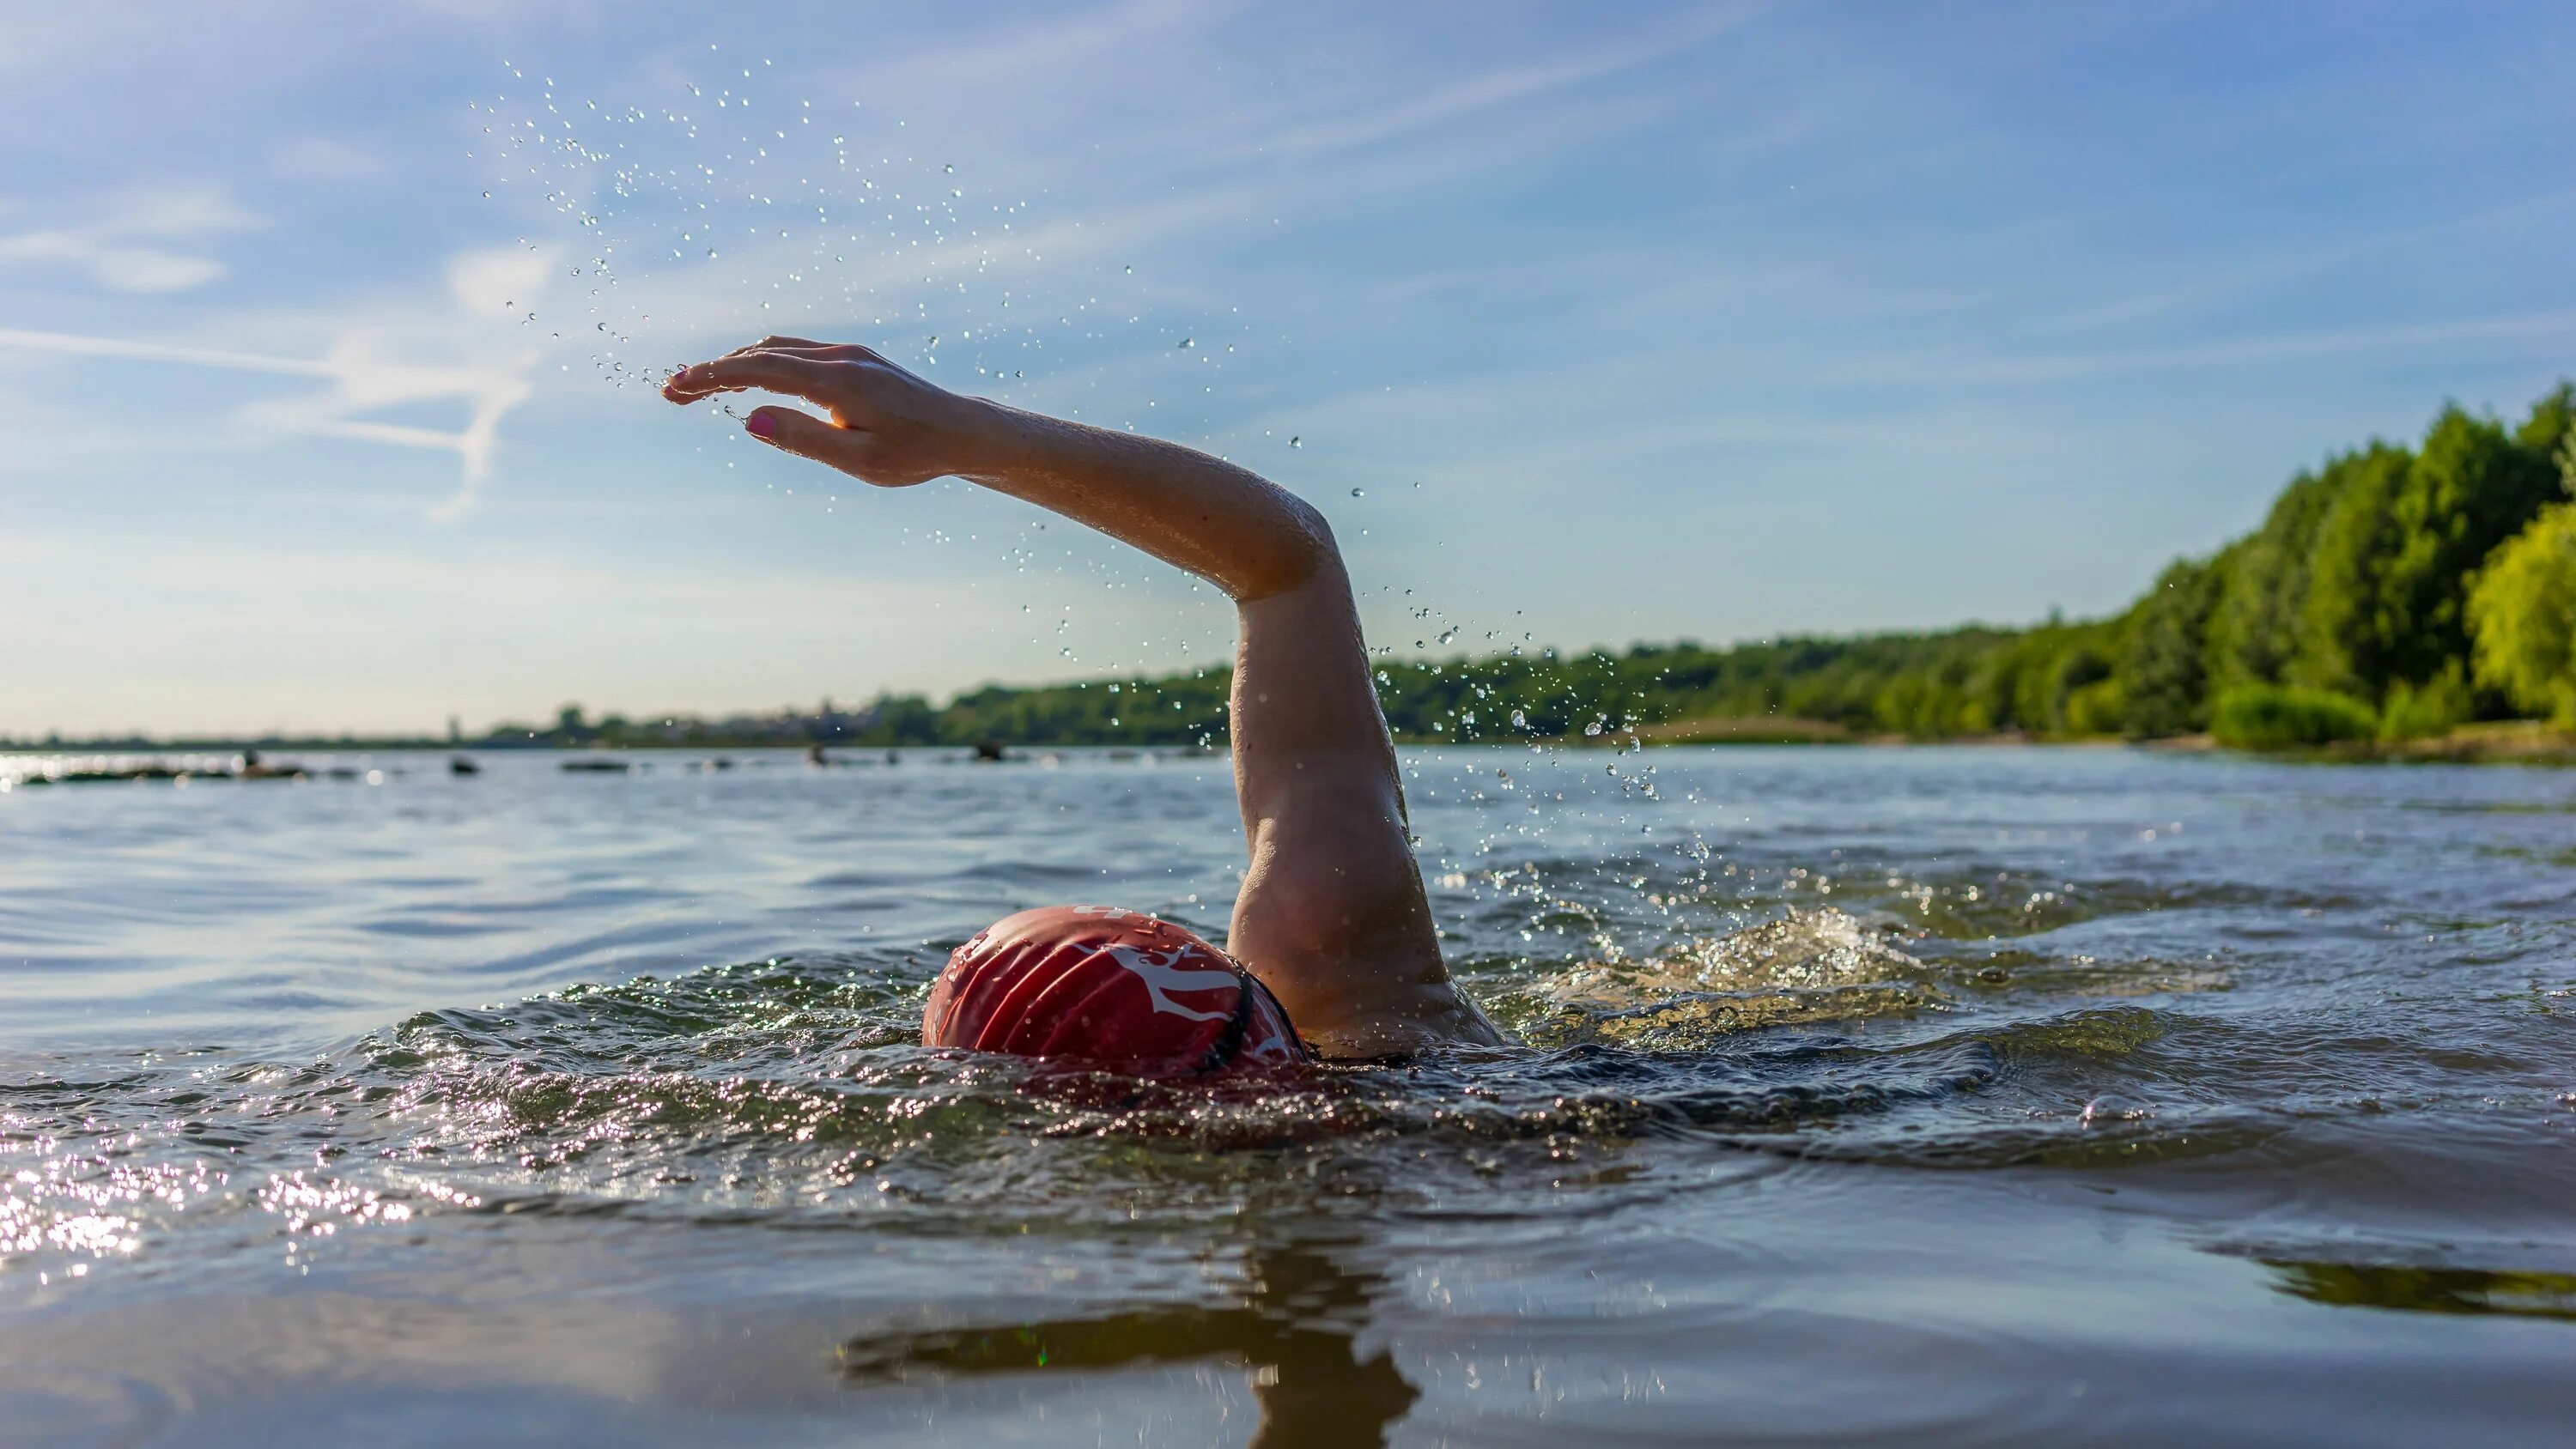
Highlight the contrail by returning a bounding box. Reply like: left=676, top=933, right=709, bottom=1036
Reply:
left=0, top=324, right=527, bottom=519
left=0, top=325, right=337, bottom=379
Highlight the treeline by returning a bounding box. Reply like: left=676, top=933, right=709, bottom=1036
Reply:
left=835, top=382, right=2575, bottom=749
left=840, top=621, right=2143, bottom=748
left=2119, top=382, right=2573, bottom=743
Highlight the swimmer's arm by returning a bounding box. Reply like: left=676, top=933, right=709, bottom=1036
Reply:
left=665, top=338, right=1335, bottom=597
left=1223, top=566, right=1507, bottom=1056
left=664, top=339, right=1503, bottom=1056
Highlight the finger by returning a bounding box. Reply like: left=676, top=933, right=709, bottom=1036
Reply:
left=744, top=405, right=868, bottom=468
left=664, top=346, right=823, bottom=393
left=736, top=340, right=882, bottom=363
left=718, top=337, right=886, bottom=365
left=662, top=352, right=842, bottom=405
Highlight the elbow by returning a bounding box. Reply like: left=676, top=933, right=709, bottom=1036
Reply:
left=1237, top=494, right=1340, bottom=602
left=1281, top=493, right=1340, bottom=579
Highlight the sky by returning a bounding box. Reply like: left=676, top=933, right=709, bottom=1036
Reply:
left=3, top=0, right=2571, bottom=737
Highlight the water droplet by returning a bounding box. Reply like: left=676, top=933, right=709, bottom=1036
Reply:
left=1289, top=436, right=1302, bottom=448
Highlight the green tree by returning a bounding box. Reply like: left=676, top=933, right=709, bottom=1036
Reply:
left=2376, top=405, right=2563, bottom=691
left=2295, top=442, right=2415, bottom=698
left=2515, top=381, right=2573, bottom=458
left=2211, top=684, right=2378, bottom=749
left=858, top=692, right=942, bottom=745
left=2209, top=467, right=2340, bottom=690
left=2467, top=502, right=2576, bottom=725
left=2063, top=677, right=2128, bottom=736
left=2049, top=643, right=2115, bottom=733
left=2378, top=662, right=2472, bottom=739
left=2120, top=553, right=2225, bottom=735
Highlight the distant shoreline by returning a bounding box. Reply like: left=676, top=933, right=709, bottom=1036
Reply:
left=1639, top=714, right=2574, bottom=763
left=8, top=718, right=2569, bottom=765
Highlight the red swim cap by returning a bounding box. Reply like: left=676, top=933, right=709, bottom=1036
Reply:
left=924, top=906, right=1309, bottom=1075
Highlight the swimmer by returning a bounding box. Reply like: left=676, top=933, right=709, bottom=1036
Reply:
left=665, top=339, right=1504, bottom=1065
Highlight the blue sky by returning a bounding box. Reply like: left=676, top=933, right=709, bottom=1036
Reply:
left=3, top=1, right=2571, bottom=737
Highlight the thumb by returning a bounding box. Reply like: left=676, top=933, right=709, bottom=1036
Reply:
left=745, top=406, right=864, bottom=469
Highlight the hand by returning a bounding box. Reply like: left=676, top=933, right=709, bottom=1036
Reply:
left=661, top=336, right=993, bottom=488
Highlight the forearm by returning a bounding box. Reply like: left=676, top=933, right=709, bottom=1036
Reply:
left=956, top=401, right=1334, bottom=602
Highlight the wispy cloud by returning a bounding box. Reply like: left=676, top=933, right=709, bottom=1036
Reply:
left=0, top=183, right=259, bottom=294
left=270, top=136, right=389, bottom=185
left=2030, top=187, right=2576, bottom=338
left=835, top=0, right=1212, bottom=95
left=1843, top=307, right=2576, bottom=388
left=1244, top=3, right=1757, bottom=163
left=544, top=6, right=1741, bottom=383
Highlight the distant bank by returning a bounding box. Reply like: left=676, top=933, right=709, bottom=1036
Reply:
left=11, top=383, right=2571, bottom=763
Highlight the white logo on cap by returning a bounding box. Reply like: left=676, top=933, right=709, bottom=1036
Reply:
left=1097, top=942, right=1236, bottom=1022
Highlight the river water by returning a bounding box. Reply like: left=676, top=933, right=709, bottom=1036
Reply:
left=2, top=744, right=2571, bottom=1446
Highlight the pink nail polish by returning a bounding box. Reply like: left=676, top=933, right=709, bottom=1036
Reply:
left=671, top=366, right=692, bottom=385
left=746, top=413, right=775, bottom=439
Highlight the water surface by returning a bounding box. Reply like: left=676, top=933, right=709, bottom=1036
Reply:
left=3, top=745, right=2573, bottom=1445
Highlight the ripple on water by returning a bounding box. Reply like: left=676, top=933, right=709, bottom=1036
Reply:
left=9, top=880, right=2528, bottom=1273
left=7, top=748, right=2576, bottom=1441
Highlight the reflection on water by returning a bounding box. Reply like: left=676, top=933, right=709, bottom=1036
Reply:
left=2264, top=1260, right=2576, bottom=1322
left=839, top=1238, right=1417, bottom=1447
left=3, top=745, right=2575, bottom=1442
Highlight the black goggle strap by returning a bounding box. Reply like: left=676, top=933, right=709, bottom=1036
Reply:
left=1201, top=966, right=1314, bottom=1070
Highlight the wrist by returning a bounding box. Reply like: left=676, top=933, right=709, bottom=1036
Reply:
left=943, top=395, right=1037, bottom=484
